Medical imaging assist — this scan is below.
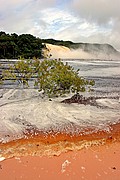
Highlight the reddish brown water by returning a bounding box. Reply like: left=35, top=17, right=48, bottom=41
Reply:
left=0, top=141, right=120, bottom=180
left=0, top=118, right=120, bottom=180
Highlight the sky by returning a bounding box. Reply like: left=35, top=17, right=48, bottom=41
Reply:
left=0, top=0, right=120, bottom=50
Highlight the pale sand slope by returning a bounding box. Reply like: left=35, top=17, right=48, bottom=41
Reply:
left=0, top=89, right=120, bottom=143
left=44, top=43, right=120, bottom=59
left=45, top=43, right=92, bottom=59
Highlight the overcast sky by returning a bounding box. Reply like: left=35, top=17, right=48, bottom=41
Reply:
left=0, top=0, right=120, bottom=50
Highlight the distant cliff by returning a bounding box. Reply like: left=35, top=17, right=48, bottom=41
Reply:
left=43, top=40, right=120, bottom=60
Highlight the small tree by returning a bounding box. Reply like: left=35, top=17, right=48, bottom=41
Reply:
left=2, top=58, right=95, bottom=96
left=33, top=59, right=94, bottom=97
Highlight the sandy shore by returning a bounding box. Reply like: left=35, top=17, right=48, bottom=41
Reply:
left=0, top=122, right=120, bottom=179
left=0, top=89, right=120, bottom=179
left=0, top=118, right=120, bottom=158
left=0, top=141, right=120, bottom=180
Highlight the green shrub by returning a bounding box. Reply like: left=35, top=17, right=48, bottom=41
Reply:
left=2, top=58, right=95, bottom=97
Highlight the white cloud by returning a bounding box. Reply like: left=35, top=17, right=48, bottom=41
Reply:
left=0, top=0, right=57, bottom=34
left=36, top=8, right=79, bottom=38
left=70, top=0, right=120, bottom=24
left=0, top=0, right=120, bottom=50
left=68, top=0, right=120, bottom=50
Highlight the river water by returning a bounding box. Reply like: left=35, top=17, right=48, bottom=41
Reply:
left=66, top=59, right=120, bottom=97
left=1, top=59, right=120, bottom=97
left=0, top=59, right=120, bottom=144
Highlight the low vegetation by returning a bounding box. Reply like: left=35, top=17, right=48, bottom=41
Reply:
left=1, top=58, right=95, bottom=97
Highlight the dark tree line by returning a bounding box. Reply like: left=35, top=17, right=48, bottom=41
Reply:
left=0, top=31, right=45, bottom=59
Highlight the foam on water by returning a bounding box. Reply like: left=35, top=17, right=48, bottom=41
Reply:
left=0, top=59, right=120, bottom=144
left=0, top=156, right=5, bottom=162
left=0, top=89, right=120, bottom=143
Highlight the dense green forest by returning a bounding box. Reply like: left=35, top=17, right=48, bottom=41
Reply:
left=0, top=32, right=44, bottom=59
left=0, top=31, right=119, bottom=59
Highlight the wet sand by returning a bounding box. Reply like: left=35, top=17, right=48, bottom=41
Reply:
left=0, top=121, right=120, bottom=179
left=0, top=141, right=120, bottom=180
left=0, top=121, right=120, bottom=158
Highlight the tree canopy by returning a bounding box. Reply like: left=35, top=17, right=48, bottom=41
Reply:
left=2, top=58, right=95, bottom=97
left=0, top=31, right=44, bottom=59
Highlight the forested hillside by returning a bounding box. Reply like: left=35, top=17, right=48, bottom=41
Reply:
left=0, top=32, right=44, bottom=59
left=0, top=32, right=120, bottom=59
